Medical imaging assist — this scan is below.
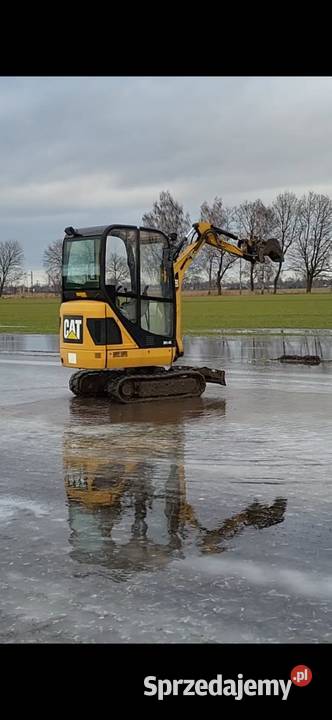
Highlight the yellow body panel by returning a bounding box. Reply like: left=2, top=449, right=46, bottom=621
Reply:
left=104, top=304, right=176, bottom=367
left=106, top=347, right=175, bottom=368
left=60, top=300, right=106, bottom=369
left=60, top=300, right=176, bottom=370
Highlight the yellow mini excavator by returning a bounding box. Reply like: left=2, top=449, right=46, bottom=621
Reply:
left=60, top=221, right=283, bottom=402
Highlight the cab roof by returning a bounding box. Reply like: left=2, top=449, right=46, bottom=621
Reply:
left=64, top=224, right=137, bottom=238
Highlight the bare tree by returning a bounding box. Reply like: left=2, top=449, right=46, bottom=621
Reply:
left=0, top=240, right=24, bottom=297
left=202, top=247, right=217, bottom=294
left=253, top=259, right=275, bottom=294
left=182, top=252, right=207, bottom=290
left=200, top=198, right=238, bottom=295
left=234, top=199, right=274, bottom=238
left=142, top=190, right=191, bottom=239
left=201, top=196, right=225, bottom=228
left=215, top=207, right=238, bottom=295
left=234, top=200, right=275, bottom=291
left=201, top=197, right=225, bottom=294
left=216, top=253, right=238, bottom=295
left=43, top=239, right=63, bottom=293
left=271, top=191, right=300, bottom=293
left=106, top=253, right=130, bottom=287
left=142, top=189, right=206, bottom=285
left=290, top=192, right=332, bottom=293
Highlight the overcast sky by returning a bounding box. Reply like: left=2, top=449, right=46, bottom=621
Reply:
left=1, top=76, right=332, bottom=276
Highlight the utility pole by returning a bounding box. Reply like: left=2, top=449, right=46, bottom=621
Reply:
left=239, top=259, right=242, bottom=295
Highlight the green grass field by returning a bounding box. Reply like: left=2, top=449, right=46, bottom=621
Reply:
left=0, top=293, right=331, bottom=334
left=183, top=293, right=332, bottom=333
left=0, top=298, right=59, bottom=334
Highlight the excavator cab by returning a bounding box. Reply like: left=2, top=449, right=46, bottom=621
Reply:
left=62, top=224, right=175, bottom=342
left=60, top=225, right=180, bottom=378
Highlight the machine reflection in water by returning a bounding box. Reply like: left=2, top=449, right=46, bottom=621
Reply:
left=63, top=397, right=287, bottom=580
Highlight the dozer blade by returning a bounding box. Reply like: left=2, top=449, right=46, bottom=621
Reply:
left=175, top=366, right=226, bottom=386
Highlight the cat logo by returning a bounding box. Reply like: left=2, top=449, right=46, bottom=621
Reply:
left=63, top=316, right=83, bottom=343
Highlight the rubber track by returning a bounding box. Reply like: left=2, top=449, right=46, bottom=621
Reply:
left=69, top=365, right=225, bottom=403
left=107, top=370, right=206, bottom=403
left=69, top=367, right=167, bottom=397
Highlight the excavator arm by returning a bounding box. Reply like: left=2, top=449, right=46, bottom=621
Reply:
left=173, top=222, right=283, bottom=280
left=172, top=221, right=283, bottom=359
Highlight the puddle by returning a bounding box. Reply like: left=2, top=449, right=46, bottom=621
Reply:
left=0, top=333, right=331, bottom=642
left=0, top=334, right=59, bottom=353
left=1, top=330, right=331, bottom=363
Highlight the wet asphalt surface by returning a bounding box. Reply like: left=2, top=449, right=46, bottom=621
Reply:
left=0, top=332, right=332, bottom=643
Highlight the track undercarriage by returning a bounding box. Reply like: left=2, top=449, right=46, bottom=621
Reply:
left=69, top=365, right=226, bottom=404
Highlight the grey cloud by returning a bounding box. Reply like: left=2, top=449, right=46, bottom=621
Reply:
left=1, top=76, right=332, bottom=266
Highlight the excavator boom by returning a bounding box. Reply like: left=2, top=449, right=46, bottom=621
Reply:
left=174, top=222, right=283, bottom=278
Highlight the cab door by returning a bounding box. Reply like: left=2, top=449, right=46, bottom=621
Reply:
left=138, top=229, right=174, bottom=341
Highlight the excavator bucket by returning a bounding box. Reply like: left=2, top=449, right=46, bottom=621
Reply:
left=237, top=236, right=283, bottom=264
left=258, top=237, right=284, bottom=263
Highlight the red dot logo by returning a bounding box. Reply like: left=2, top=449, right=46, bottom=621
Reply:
left=291, top=665, right=312, bottom=687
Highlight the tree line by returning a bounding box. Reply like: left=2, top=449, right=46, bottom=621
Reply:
left=142, top=190, right=332, bottom=294
left=1, top=189, right=332, bottom=297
